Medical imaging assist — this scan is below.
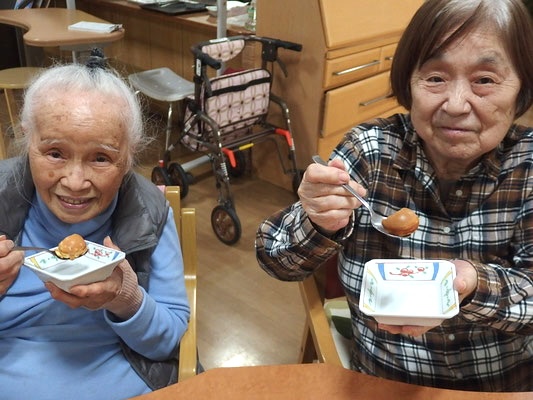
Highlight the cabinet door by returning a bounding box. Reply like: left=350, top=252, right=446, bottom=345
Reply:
left=319, top=0, right=423, bottom=49
left=322, top=71, right=397, bottom=137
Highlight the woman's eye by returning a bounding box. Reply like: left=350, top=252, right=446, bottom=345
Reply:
left=426, top=76, right=444, bottom=83
left=95, top=154, right=112, bottom=163
left=476, top=76, right=495, bottom=85
left=47, top=150, right=62, bottom=159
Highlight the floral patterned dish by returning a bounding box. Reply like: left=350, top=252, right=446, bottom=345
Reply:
left=23, top=241, right=125, bottom=293
left=359, top=259, right=459, bottom=326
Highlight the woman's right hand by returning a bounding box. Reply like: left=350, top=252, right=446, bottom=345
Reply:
left=0, top=235, right=24, bottom=295
left=298, top=158, right=367, bottom=235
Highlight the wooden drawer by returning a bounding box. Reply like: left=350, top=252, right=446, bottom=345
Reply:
left=324, top=47, right=381, bottom=89
left=324, top=42, right=399, bottom=90
left=322, top=71, right=398, bottom=137
left=317, top=103, right=406, bottom=160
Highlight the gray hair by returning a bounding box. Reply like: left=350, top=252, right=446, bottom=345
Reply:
left=19, top=63, right=149, bottom=170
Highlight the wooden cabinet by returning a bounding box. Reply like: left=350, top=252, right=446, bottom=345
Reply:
left=255, top=0, right=422, bottom=188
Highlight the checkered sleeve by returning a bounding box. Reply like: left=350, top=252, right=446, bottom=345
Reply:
left=255, top=201, right=343, bottom=281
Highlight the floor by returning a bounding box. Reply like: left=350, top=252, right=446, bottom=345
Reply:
left=135, top=125, right=306, bottom=370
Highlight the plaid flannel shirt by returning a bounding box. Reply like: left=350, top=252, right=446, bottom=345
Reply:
left=256, top=113, right=533, bottom=391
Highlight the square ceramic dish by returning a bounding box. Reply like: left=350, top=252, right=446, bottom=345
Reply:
left=359, top=259, right=459, bottom=326
left=24, top=241, right=125, bottom=293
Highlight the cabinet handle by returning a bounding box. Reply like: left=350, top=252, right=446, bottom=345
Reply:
left=359, top=93, right=393, bottom=107
left=333, top=60, right=380, bottom=76
left=384, top=56, right=393, bottom=61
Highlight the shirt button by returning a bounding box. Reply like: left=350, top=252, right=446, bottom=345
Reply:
left=455, top=190, right=463, bottom=196
left=455, top=372, right=463, bottom=379
left=443, top=227, right=451, bottom=233
left=448, top=334, right=455, bottom=340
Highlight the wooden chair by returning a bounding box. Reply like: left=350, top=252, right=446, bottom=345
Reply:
left=298, top=254, right=351, bottom=368
left=0, top=0, right=51, bottom=159
left=162, top=186, right=198, bottom=381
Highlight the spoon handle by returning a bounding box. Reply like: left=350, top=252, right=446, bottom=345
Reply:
left=13, top=246, right=58, bottom=257
left=13, top=246, right=50, bottom=252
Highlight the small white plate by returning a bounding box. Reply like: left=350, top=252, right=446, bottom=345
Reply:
left=24, top=241, right=125, bottom=293
left=359, top=259, right=459, bottom=326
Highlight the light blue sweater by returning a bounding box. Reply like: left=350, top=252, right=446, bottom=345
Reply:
left=0, top=193, right=190, bottom=399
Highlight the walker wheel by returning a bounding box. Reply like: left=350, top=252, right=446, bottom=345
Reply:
left=151, top=166, right=171, bottom=186
left=211, top=205, right=241, bottom=245
left=168, top=162, right=189, bottom=199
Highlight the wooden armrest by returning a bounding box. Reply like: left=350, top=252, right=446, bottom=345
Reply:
left=298, top=277, right=343, bottom=366
left=178, top=207, right=198, bottom=381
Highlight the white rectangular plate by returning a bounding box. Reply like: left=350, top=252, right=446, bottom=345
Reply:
left=24, top=241, right=125, bottom=293
left=359, top=259, right=459, bottom=326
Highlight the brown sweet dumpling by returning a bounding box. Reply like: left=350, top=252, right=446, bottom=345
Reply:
left=55, top=233, right=88, bottom=260
left=382, top=208, right=419, bottom=237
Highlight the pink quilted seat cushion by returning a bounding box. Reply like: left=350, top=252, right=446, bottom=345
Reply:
left=182, top=68, right=271, bottom=151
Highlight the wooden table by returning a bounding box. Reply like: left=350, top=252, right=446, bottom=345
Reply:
left=0, top=8, right=124, bottom=48
left=129, top=363, right=533, bottom=400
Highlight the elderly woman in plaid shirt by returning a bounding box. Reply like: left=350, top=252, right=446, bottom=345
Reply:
left=256, top=0, right=533, bottom=392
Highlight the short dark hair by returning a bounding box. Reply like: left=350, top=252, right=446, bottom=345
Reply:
left=391, top=0, right=533, bottom=118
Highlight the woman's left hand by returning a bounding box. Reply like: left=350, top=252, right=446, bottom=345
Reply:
left=377, top=259, right=478, bottom=337
left=45, top=267, right=124, bottom=310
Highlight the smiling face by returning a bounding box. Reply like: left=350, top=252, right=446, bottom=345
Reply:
left=410, top=28, right=521, bottom=179
left=28, top=88, right=130, bottom=224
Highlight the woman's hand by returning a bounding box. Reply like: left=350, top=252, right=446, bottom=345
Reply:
left=298, top=158, right=367, bottom=234
left=377, top=260, right=478, bottom=337
left=46, top=237, right=129, bottom=310
left=451, top=259, right=478, bottom=303
left=0, top=235, right=24, bottom=295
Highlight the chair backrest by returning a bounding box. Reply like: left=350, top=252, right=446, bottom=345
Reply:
left=299, top=254, right=348, bottom=367
left=15, top=0, right=51, bottom=9
left=162, top=186, right=198, bottom=381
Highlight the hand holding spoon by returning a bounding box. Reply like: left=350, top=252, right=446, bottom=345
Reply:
left=311, top=155, right=418, bottom=237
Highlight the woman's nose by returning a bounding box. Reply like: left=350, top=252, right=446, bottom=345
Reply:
left=442, top=80, right=473, bottom=115
left=60, top=163, right=91, bottom=191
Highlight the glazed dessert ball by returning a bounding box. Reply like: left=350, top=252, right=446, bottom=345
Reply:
left=382, top=208, right=419, bottom=237
left=55, top=234, right=88, bottom=260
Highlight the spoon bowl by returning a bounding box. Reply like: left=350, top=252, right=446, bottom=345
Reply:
left=312, top=155, right=407, bottom=238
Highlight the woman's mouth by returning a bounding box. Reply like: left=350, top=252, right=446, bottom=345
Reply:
left=58, top=196, right=91, bottom=207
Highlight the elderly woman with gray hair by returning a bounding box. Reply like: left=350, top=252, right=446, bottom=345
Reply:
left=0, top=58, right=190, bottom=399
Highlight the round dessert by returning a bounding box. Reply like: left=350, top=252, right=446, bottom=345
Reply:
left=55, top=233, right=88, bottom=260
left=381, top=208, right=419, bottom=237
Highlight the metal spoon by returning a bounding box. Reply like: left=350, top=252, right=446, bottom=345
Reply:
left=13, top=246, right=60, bottom=258
left=312, top=155, right=403, bottom=238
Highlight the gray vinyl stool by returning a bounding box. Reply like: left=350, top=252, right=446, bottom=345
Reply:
left=128, top=67, right=194, bottom=150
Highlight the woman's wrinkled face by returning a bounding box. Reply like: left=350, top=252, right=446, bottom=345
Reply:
left=410, top=28, right=521, bottom=177
left=28, top=88, right=130, bottom=224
